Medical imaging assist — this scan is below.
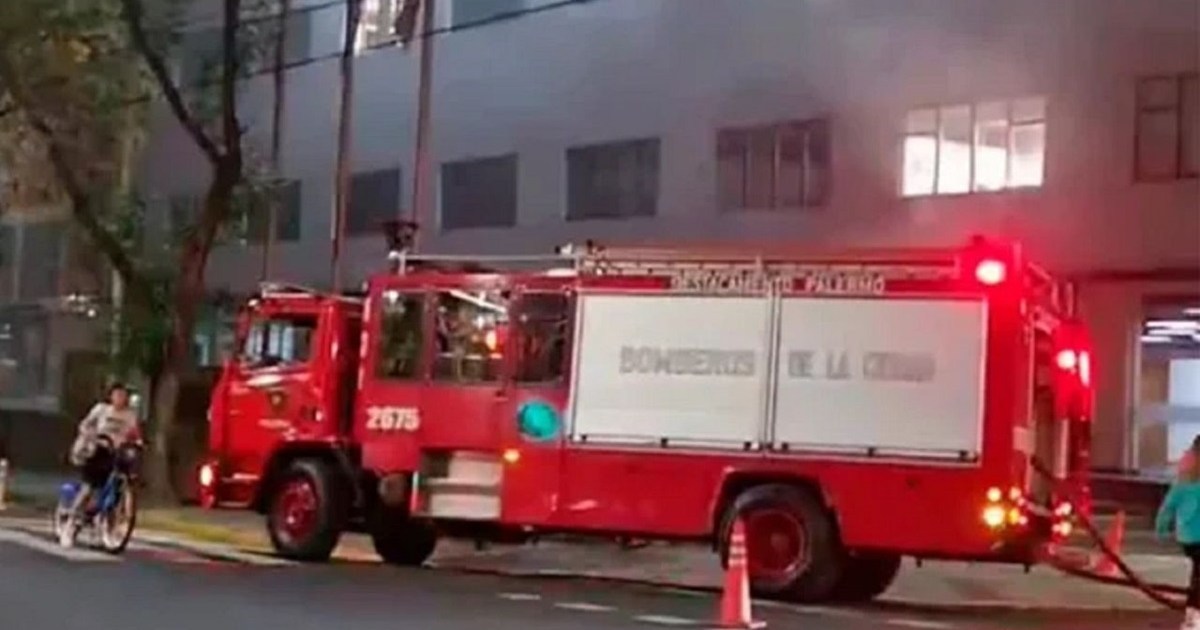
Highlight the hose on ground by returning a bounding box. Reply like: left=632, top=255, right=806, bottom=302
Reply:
left=1031, top=458, right=1186, bottom=611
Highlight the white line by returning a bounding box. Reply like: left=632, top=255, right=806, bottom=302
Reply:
left=0, top=528, right=119, bottom=563
left=498, top=593, right=543, bottom=602
left=132, top=532, right=296, bottom=567
left=632, top=614, right=697, bottom=626
left=554, top=602, right=616, bottom=612
left=885, top=619, right=955, bottom=629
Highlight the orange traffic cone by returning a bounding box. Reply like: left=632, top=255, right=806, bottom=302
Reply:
left=719, top=518, right=765, bottom=629
left=1093, top=510, right=1126, bottom=578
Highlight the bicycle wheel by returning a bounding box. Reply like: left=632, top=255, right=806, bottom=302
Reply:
left=98, top=479, right=137, bottom=554
left=52, top=483, right=80, bottom=547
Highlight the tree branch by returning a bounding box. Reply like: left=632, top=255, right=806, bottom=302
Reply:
left=0, top=57, right=154, bottom=308
left=119, top=0, right=223, bottom=165
left=220, top=0, right=243, bottom=175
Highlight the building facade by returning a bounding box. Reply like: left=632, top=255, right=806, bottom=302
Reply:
left=132, top=0, right=1200, bottom=472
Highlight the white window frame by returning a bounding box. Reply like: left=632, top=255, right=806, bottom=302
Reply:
left=901, top=97, right=1047, bottom=198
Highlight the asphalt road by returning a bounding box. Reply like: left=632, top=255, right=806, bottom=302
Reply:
left=0, top=523, right=1183, bottom=630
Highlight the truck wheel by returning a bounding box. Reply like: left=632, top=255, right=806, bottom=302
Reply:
left=266, top=459, right=346, bottom=562
left=832, top=552, right=902, bottom=602
left=368, top=505, right=438, bottom=566
left=720, top=483, right=845, bottom=603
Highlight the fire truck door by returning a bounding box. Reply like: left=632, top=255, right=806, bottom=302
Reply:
left=224, top=312, right=320, bottom=483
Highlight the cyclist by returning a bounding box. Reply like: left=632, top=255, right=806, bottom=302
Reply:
left=60, top=382, right=141, bottom=547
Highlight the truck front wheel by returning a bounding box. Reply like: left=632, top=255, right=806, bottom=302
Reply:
left=369, top=504, right=438, bottom=566
left=832, top=552, right=902, bottom=601
left=720, top=483, right=845, bottom=603
left=266, top=459, right=346, bottom=561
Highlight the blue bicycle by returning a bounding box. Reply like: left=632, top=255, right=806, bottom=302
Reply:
left=53, top=436, right=141, bottom=554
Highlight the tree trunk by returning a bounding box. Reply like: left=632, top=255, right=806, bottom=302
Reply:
left=143, top=167, right=237, bottom=504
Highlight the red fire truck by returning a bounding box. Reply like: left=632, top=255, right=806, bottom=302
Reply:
left=200, top=235, right=1093, bottom=603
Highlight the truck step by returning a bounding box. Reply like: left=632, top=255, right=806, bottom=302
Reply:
left=425, top=489, right=501, bottom=520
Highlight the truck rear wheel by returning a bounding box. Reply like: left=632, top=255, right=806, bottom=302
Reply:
left=720, top=483, right=845, bottom=603
left=832, top=552, right=902, bottom=601
left=368, top=504, right=438, bottom=566
left=266, top=459, right=346, bottom=562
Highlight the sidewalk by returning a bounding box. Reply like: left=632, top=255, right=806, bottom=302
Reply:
left=2, top=470, right=1185, bottom=613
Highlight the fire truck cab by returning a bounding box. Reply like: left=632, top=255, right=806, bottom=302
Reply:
left=203, top=236, right=1093, bottom=603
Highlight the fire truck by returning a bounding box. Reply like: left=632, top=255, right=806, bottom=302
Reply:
left=199, top=233, right=1093, bottom=603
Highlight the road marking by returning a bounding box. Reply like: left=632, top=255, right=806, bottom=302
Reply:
left=132, top=532, right=296, bottom=567
left=554, top=602, right=616, bottom=612
left=498, top=593, right=543, bottom=601
left=885, top=619, right=955, bottom=629
left=0, top=527, right=119, bottom=562
left=632, top=614, right=697, bottom=626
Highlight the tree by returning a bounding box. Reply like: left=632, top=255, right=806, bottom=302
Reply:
left=0, top=0, right=276, bottom=501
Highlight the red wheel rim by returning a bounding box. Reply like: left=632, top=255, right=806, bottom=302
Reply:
left=274, top=478, right=318, bottom=544
left=743, top=508, right=809, bottom=584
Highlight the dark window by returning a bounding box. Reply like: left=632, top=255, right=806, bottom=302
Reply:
left=0, top=226, right=15, bottom=301
left=348, top=168, right=402, bottom=236
left=375, top=291, right=424, bottom=380
left=241, top=314, right=317, bottom=367
left=441, top=154, right=518, bottom=230
left=168, top=195, right=201, bottom=238
left=515, top=293, right=570, bottom=384
left=246, top=180, right=302, bottom=243
left=0, top=307, right=49, bottom=395
left=18, top=222, right=64, bottom=300
left=433, top=289, right=509, bottom=383
left=718, top=119, right=831, bottom=210
left=567, top=138, right=659, bottom=221
left=451, top=0, right=525, bottom=26
left=177, top=27, right=221, bottom=89
left=1136, top=74, right=1200, bottom=181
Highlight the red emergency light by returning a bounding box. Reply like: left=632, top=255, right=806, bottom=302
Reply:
left=974, top=259, right=1008, bottom=286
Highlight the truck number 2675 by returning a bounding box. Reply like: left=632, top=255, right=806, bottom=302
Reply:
left=365, top=406, right=420, bottom=432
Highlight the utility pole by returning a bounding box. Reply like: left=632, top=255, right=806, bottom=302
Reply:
left=330, top=0, right=362, bottom=292
left=408, top=0, right=434, bottom=251
left=261, top=0, right=291, bottom=281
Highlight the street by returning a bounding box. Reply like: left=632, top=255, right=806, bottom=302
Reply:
left=0, top=518, right=1182, bottom=630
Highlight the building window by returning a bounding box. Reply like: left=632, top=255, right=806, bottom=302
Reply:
left=168, top=194, right=201, bottom=238
left=0, top=226, right=15, bottom=302
left=441, top=154, right=518, bottom=230
left=717, top=119, right=831, bottom=210
left=902, top=97, right=1046, bottom=197
left=567, top=138, right=660, bottom=221
left=18, top=222, right=64, bottom=301
left=451, top=0, right=524, bottom=27
left=1135, top=74, right=1199, bottom=181
left=358, top=0, right=401, bottom=49
left=348, top=168, right=402, bottom=236
left=177, top=9, right=311, bottom=85
left=245, top=180, right=302, bottom=244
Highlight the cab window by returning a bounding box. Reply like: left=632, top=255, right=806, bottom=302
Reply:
left=241, top=314, right=317, bottom=368
left=515, top=293, right=570, bottom=383
left=375, top=291, right=424, bottom=380
left=433, top=289, right=509, bottom=383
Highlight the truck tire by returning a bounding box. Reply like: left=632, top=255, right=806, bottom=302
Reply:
left=831, top=552, right=902, bottom=602
left=266, top=459, right=347, bottom=562
left=719, top=483, right=845, bottom=603
left=368, top=504, right=438, bottom=566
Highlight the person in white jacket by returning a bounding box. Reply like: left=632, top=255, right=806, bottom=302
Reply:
left=60, top=382, right=141, bottom=547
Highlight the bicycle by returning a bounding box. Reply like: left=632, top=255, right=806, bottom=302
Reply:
left=53, top=435, right=141, bottom=554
